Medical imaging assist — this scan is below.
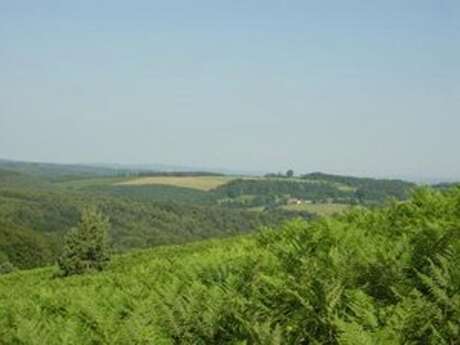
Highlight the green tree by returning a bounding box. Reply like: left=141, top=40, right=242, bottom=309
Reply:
left=57, top=208, right=111, bottom=276
left=286, top=169, right=294, bottom=178
left=0, top=251, right=15, bottom=274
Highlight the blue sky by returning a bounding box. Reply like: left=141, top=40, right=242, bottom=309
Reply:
left=0, top=1, right=459, bottom=179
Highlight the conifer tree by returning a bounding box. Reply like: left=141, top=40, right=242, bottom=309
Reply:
left=57, top=208, right=110, bottom=276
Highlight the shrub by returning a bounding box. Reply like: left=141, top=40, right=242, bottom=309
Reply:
left=0, top=261, right=15, bottom=274
left=57, top=208, right=111, bottom=276
left=0, top=251, right=15, bottom=274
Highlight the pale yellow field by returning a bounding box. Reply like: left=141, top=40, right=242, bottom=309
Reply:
left=114, top=176, right=235, bottom=191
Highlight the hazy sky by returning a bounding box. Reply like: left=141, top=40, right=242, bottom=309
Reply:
left=1, top=1, right=459, bottom=178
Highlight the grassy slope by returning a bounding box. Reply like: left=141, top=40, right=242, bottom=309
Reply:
left=1, top=187, right=459, bottom=344
left=54, top=176, right=134, bottom=189
left=115, top=175, right=236, bottom=191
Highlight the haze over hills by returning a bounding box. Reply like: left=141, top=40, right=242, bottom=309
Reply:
left=1, top=1, right=459, bottom=343
left=0, top=158, right=262, bottom=177
left=2, top=158, right=458, bottom=184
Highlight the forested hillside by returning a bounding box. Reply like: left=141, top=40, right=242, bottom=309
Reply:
left=0, top=160, right=427, bottom=271
left=301, top=172, right=415, bottom=202
left=1, top=187, right=459, bottom=344
left=0, top=164, right=311, bottom=269
left=214, top=174, right=415, bottom=207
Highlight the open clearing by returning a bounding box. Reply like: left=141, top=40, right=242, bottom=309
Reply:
left=114, top=175, right=236, bottom=191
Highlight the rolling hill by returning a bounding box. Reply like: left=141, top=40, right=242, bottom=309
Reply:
left=1, top=186, right=459, bottom=344
left=0, top=159, right=429, bottom=271
left=0, top=163, right=311, bottom=269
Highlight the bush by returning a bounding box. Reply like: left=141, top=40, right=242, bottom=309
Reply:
left=57, top=208, right=111, bottom=276
left=0, top=252, right=15, bottom=274
left=0, top=261, right=15, bottom=274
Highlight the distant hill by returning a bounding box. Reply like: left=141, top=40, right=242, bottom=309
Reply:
left=0, top=159, right=123, bottom=179
left=0, top=161, right=310, bottom=269
left=0, top=159, right=432, bottom=270
left=301, top=172, right=416, bottom=202
left=214, top=172, right=416, bottom=206
left=0, top=159, right=230, bottom=181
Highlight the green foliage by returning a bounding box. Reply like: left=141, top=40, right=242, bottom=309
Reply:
left=0, top=179, right=299, bottom=269
left=57, top=208, right=111, bottom=276
left=215, top=174, right=415, bottom=207
left=0, top=261, right=15, bottom=275
left=1, top=187, right=460, bottom=344
left=0, top=162, right=418, bottom=272
left=0, top=251, right=16, bottom=274
left=0, top=221, right=57, bottom=269
left=302, top=172, right=416, bottom=203
left=84, top=183, right=215, bottom=204
left=215, top=178, right=349, bottom=202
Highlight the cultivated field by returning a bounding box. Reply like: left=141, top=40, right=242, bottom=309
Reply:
left=114, top=175, right=236, bottom=191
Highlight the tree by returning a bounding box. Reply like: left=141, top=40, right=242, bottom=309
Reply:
left=57, top=208, right=111, bottom=276
left=0, top=251, right=15, bottom=274
left=286, top=169, right=294, bottom=178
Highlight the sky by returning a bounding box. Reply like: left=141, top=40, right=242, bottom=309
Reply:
left=0, top=1, right=459, bottom=179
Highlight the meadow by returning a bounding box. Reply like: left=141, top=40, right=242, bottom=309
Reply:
left=115, top=175, right=236, bottom=191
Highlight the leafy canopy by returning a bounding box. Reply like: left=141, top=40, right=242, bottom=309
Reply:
left=57, top=208, right=110, bottom=276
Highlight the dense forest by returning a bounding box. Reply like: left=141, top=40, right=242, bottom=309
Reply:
left=0, top=160, right=433, bottom=272
left=214, top=174, right=415, bottom=207
left=0, top=162, right=312, bottom=270
left=1, top=186, right=459, bottom=344
left=301, top=172, right=416, bottom=202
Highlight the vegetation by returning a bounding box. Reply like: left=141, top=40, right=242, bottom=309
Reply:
left=115, top=175, right=235, bottom=191
left=302, top=172, right=415, bottom=203
left=215, top=174, right=415, bottom=207
left=0, top=221, right=57, bottom=269
left=0, top=160, right=425, bottom=272
left=0, top=163, right=314, bottom=270
left=0, top=251, right=15, bottom=275
left=214, top=178, right=350, bottom=206
left=0, top=185, right=305, bottom=269
left=0, top=187, right=459, bottom=344
left=79, top=183, right=215, bottom=204
left=281, top=202, right=352, bottom=216
left=57, top=208, right=111, bottom=276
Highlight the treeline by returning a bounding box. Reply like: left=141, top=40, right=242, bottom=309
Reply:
left=214, top=174, right=415, bottom=206
left=0, top=221, right=58, bottom=270
left=302, top=172, right=415, bottom=202
left=215, top=179, right=347, bottom=203
left=0, top=185, right=311, bottom=270
left=0, top=159, right=225, bottom=181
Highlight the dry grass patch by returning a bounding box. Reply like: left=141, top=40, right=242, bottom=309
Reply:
left=114, top=176, right=235, bottom=191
